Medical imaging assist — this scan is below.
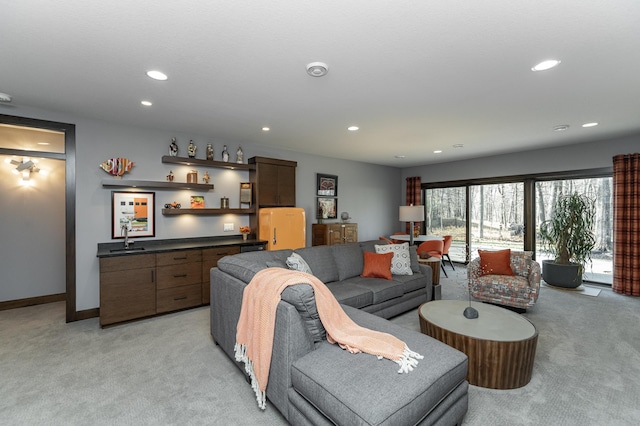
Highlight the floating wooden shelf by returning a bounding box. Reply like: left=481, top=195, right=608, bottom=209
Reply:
left=162, top=207, right=255, bottom=216
left=162, top=155, right=255, bottom=170
left=101, top=179, right=214, bottom=191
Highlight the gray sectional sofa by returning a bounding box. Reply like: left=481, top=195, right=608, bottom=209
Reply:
left=210, top=240, right=469, bottom=425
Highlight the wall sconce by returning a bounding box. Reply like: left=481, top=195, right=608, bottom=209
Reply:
left=399, top=204, right=424, bottom=245
left=5, top=157, right=42, bottom=184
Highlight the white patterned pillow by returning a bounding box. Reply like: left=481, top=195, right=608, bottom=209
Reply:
left=286, top=252, right=313, bottom=274
left=375, top=243, right=413, bottom=276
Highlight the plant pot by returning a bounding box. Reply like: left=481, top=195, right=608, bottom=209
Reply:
left=542, top=260, right=582, bottom=288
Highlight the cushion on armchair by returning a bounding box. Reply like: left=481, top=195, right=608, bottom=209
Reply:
left=478, top=249, right=514, bottom=276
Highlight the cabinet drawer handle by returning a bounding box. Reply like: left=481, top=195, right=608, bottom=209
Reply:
left=216, top=252, right=228, bottom=256
left=173, top=256, right=188, bottom=260
left=173, top=296, right=187, bottom=301
left=173, top=274, right=188, bottom=278
left=151, top=270, right=155, bottom=282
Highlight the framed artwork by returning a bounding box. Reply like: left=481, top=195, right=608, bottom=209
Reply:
left=111, top=191, right=155, bottom=239
left=317, top=197, right=338, bottom=219
left=190, top=195, right=205, bottom=208
left=317, top=173, right=338, bottom=196
left=239, top=182, right=253, bottom=207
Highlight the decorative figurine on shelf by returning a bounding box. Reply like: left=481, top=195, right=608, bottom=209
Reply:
left=99, top=157, right=134, bottom=177
left=166, top=170, right=174, bottom=182
left=169, top=138, right=178, bottom=156
left=222, top=145, right=229, bottom=162
left=206, top=143, right=214, bottom=161
left=202, top=171, right=211, bottom=183
left=236, top=146, right=243, bottom=164
left=188, top=140, right=197, bottom=158
left=164, top=202, right=181, bottom=209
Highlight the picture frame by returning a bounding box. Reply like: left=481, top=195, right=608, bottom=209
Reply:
left=111, top=191, right=155, bottom=239
left=190, top=195, right=205, bottom=208
left=317, top=173, right=338, bottom=196
left=317, top=197, right=338, bottom=220
left=239, top=182, right=253, bottom=207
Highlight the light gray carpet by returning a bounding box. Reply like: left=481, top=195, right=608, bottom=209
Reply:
left=2, top=269, right=640, bottom=425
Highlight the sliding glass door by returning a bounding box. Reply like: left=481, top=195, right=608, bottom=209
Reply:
left=424, top=187, right=467, bottom=262
left=535, top=177, right=613, bottom=284
left=423, top=170, right=612, bottom=285
left=469, top=182, right=524, bottom=258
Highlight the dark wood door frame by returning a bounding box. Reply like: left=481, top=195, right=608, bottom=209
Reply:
left=0, top=113, right=77, bottom=322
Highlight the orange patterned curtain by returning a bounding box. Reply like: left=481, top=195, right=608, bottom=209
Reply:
left=406, top=177, right=422, bottom=234
left=612, top=153, right=640, bottom=296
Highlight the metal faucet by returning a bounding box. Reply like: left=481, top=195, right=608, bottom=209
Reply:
left=121, top=224, right=132, bottom=249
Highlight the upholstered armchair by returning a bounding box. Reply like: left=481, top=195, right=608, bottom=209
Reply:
left=468, top=250, right=541, bottom=310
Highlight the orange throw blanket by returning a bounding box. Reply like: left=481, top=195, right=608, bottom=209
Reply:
left=234, top=268, right=423, bottom=409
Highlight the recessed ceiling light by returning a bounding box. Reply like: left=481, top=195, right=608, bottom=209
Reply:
left=553, top=124, right=570, bottom=132
left=262, top=127, right=270, bottom=131
left=146, top=70, right=168, bottom=81
left=531, top=60, right=561, bottom=72
left=347, top=126, right=359, bottom=131
left=306, top=62, right=329, bottom=77
left=0, top=92, right=12, bottom=103
left=141, top=100, right=152, bottom=106
left=582, top=122, right=598, bottom=128
left=37, top=142, right=50, bottom=146
left=433, top=150, right=442, bottom=154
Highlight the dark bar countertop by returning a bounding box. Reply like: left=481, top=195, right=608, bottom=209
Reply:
left=97, top=235, right=266, bottom=258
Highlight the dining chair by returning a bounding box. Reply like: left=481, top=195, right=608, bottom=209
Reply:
left=442, top=235, right=455, bottom=270
left=417, top=240, right=448, bottom=278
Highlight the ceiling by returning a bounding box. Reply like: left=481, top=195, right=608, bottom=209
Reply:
left=2, top=1, right=639, bottom=168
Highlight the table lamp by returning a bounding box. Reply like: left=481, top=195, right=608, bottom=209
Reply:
left=399, top=205, right=424, bottom=245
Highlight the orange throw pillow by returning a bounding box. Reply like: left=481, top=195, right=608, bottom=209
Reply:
left=478, top=249, right=514, bottom=276
left=361, top=251, right=393, bottom=280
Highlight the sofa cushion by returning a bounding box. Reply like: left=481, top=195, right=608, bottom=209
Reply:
left=294, top=246, right=339, bottom=284
left=359, top=239, right=384, bottom=253
left=342, top=275, right=404, bottom=304
left=361, top=251, right=393, bottom=280
left=332, top=243, right=364, bottom=281
left=281, top=284, right=326, bottom=342
left=291, top=305, right=468, bottom=426
left=286, top=252, right=313, bottom=274
left=478, top=249, right=514, bottom=276
left=392, top=273, right=428, bottom=294
left=216, top=249, right=292, bottom=283
left=375, top=243, right=413, bottom=276
left=325, top=282, right=373, bottom=308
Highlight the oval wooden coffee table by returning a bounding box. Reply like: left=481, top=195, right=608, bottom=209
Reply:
left=419, top=300, right=538, bottom=390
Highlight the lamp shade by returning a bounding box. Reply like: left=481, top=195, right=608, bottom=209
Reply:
left=399, top=205, right=424, bottom=222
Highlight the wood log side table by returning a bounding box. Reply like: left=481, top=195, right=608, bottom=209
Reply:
left=418, top=257, right=441, bottom=300
left=419, top=300, right=538, bottom=390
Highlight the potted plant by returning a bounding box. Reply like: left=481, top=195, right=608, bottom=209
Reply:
left=538, top=192, right=596, bottom=288
left=240, top=226, right=251, bottom=241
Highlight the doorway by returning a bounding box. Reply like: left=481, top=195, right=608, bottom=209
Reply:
left=0, top=114, right=76, bottom=322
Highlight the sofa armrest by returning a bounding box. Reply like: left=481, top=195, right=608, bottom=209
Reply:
left=210, top=267, right=315, bottom=420
left=418, top=263, right=434, bottom=300
left=528, top=260, right=541, bottom=302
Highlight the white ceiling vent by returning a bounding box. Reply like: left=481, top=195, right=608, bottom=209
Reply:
left=306, top=62, right=329, bottom=77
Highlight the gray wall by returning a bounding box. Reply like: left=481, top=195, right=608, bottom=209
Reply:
left=1, top=104, right=401, bottom=311
left=400, top=133, right=640, bottom=197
